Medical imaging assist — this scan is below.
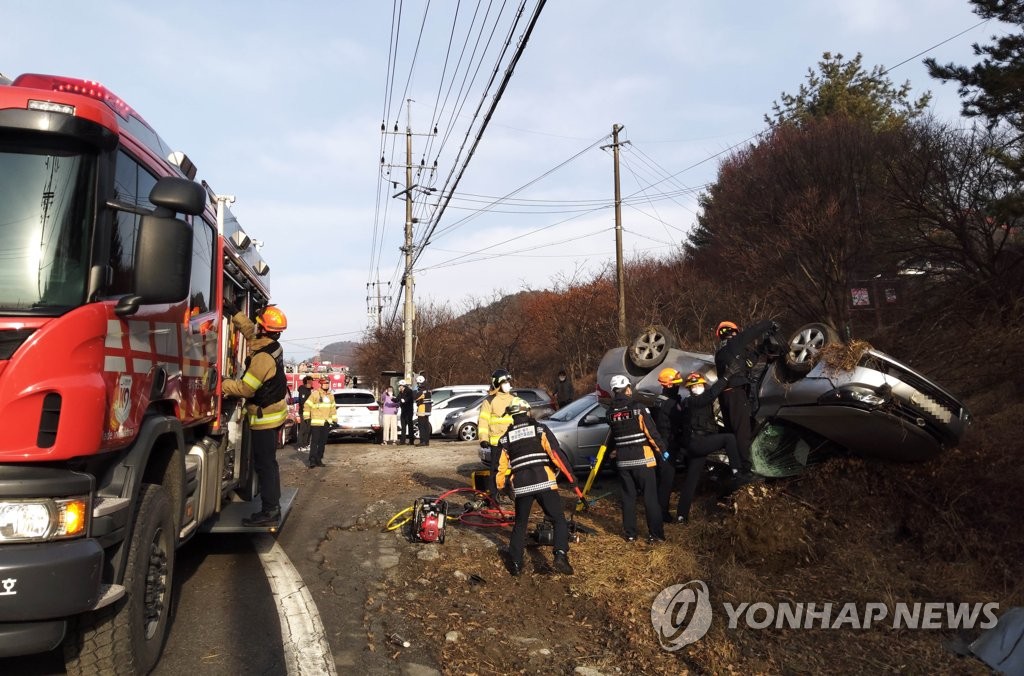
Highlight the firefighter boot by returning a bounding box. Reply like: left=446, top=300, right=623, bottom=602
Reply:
left=242, top=507, right=280, bottom=527
left=553, top=550, right=574, bottom=575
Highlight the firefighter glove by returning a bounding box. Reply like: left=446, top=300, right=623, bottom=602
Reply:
left=480, top=441, right=490, bottom=449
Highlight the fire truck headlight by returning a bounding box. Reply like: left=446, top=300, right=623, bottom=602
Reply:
left=0, top=497, right=89, bottom=542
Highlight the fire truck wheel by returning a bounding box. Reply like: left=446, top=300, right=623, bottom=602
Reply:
left=64, top=484, right=175, bottom=675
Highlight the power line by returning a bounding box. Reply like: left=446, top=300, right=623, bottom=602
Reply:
left=621, top=18, right=993, bottom=200
left=413, top=0, right=548, bottom=262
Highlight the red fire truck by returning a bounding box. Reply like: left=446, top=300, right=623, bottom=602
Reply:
left=0, top=73, right=296, bottom=673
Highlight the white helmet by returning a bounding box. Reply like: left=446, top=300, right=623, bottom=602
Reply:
left=609, top=375, right=630, bottom=391
left=416, top=375, right=425, bottom=384
left=398, top=379, right=407, bottom=386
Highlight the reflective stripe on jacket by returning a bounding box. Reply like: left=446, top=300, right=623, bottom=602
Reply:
left=495, top=420, right=560, bottom=497
left=607, top=393, right=662, bottom=470
left=222, top=318, right=288, bottom=431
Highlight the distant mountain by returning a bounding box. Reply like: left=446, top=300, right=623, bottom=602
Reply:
left=319, top=341, right=359, bottom=368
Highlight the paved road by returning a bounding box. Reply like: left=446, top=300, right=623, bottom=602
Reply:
left=0, top=438, right=479, bottom=675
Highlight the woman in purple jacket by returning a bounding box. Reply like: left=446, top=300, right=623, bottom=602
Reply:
left=380, top=386, right=400, bottom=445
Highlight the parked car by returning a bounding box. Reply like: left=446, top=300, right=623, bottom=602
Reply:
left=276, top=389, right=300, bottom=448
left=430, top=384, right=490, bottom=406
left=411, top=392, right=487, bottom=440
left=590, top=323, right=971, bottom=477
left=329, top=388, right=382, bottom=441
left=447, top=388, right=557, bottom=448
left=478, top=392, right=609, bottom=471
left=508, top=387, right=556, bottom=420
left=440, top=396, right=488, bottom=442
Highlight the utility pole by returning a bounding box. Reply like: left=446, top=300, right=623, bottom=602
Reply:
left=402, top=99, right=415, bottom=383
left=602, top=124, right=628, bottom=345
left=382, top=100, right=436, bottom=382
left=365, top=280, right=391, bottom=331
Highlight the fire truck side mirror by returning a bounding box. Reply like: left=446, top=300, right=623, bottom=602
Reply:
left=117, top=214, right=193, bottom=314
left=114, top=177, right=202, bottom=316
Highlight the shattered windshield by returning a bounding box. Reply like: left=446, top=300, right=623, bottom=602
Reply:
left=751, top=420, right=845, bottom=477
left=0, top=139, right=94, bottom=313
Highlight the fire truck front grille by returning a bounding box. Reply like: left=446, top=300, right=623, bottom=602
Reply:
left=0, top=328, right=37, bottom=359
left=37, top=393, right=62, bottom=448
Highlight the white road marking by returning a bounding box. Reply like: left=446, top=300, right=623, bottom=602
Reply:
left=253, top=534, right=337, bottom=675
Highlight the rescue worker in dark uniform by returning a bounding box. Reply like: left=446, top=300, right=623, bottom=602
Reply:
left=398, top=380, right=416, bottom=445
left=415, top=374, right=432, bottom=445
left=713, top=319, right=777, bottom=472
left=295, top=375, right=313, bottom=452
left=495, top=398, right=575, bottom=576
left=222, top=305, right=289, bottom=527
left=652, top=367, right=685, bottom=522
left=606, top=375, right=666, bottom=543
left=677, top=372, right=747, bottom=522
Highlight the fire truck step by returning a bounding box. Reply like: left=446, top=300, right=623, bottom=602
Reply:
left=198, top=487, right=297, bottom=534
left=88, top=583, right=126, bottom=610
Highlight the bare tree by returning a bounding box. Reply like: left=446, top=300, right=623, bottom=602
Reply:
left=886, top=120, right=1024, bottom=319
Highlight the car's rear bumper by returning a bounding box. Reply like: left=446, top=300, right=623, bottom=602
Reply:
left=328, top=425, right=379, bottom=439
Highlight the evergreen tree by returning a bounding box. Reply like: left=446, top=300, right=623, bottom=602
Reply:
left=768, top=52, right=931, bottom=130
left=926, top=0, right=1024, bottom=192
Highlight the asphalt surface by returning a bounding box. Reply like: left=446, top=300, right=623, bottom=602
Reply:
left=0, top=438, right=481, bottom=676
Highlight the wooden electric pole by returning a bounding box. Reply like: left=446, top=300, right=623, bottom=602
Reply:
left=603, top=124, right=628, bottom=345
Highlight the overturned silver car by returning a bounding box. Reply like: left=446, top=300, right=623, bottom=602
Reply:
left=594, top=324, right=971, bottom=477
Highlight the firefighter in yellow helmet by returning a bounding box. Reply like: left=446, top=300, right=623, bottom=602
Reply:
left=302, top=375, right=337, bottom=469
left=677, top=371, right=747, bottom=523
left=222, top=304, right=289, bottom=527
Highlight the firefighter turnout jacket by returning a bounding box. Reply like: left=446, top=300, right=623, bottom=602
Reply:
left=478, top=389, right=515, bottom=446
left=607, top=392, right=664, bottom=470
left=495, top=418, right=567, bottom=498
left=222, top=312, right=288, bottom=430
left=303, top=389, right=337, bottom=427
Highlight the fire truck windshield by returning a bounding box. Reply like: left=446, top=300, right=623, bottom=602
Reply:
left=0, top=141, right=94, bottom=313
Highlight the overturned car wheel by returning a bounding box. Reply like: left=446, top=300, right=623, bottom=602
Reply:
left=784, top=322, right=840, bottom=377
left=627, top=325, right=676, bottom=369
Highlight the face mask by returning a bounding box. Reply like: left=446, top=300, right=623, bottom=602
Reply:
left=559, top=376, right=566, bottom=381
left=500, top=382, right=512, bottom=393
left=691, top=386, right=705, bottom=396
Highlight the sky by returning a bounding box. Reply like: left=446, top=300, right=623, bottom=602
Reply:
left=2, top=1, right=1002, bottom=362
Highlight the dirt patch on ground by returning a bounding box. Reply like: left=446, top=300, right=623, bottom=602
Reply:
left=366, top=403, right=1022, bottom=674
